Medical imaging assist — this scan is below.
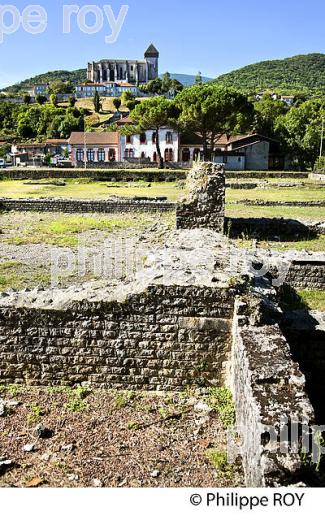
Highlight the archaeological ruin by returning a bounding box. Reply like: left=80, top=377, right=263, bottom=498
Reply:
left=1, top=162, right=325, bottom=487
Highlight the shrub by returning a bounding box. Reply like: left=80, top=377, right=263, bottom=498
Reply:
left=314, top=156, right=325, bottom=173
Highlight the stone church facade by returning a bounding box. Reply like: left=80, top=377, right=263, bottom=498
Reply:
left=87, top=44, right=159, bottom=86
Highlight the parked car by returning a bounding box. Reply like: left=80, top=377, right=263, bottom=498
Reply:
left=0, top=158, right=6, bottom=168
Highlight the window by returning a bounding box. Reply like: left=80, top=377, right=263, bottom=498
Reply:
left=126, top=135, right=132, bottom=144
left=141, top=152, right=146, bottom=159
left=152, top=132, right=157, bottom=144
left=153, top=152, right=158, bottom=163
left=164, top=148, right=174, bottom=162
left=76, top=149, right=84, bottom=161
left=182, top=148, right=190, bottom=162
left=166, top=131, right=173, bottom=144
left=140, top=133, right=147, bottom=144
left=125, top=149, right=134, bottom=159
left=98, top=149, right=105, bottom=162
left=193, top=148, right=201, bottom=161
left=87, top=149, right=95, bottom=162
left=109, top=148, right=116, bottom=161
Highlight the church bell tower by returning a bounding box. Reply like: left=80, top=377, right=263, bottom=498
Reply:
left=144, top=43, right=159, bottom=81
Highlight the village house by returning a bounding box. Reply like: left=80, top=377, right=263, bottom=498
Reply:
left=26, top=84, right=49, bottom=97
left=75, top=82, right=141, bottom=99
left=11, top=142, right=46, bottom=166
left=280, top=95, right=295, bottom=106
left=45, top=138, right=69, bottom=156
left=117, top=116, right=180, bottom=164
left=179, top=132, right=284, bottom=170
left=68, top=132, right=120, bottom=167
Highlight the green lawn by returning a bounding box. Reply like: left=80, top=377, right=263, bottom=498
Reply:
left=1, top=178, right=325, bottom=222
left=0, top=179, right=181, bottom=202
left=226, top=203, right=325, bottom=221
left=227, top=187, right=325, bottom=202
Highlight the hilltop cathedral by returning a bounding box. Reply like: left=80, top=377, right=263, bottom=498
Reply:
left=87, top=44, right=159, bottom=86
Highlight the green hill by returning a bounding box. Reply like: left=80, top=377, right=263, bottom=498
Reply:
left=214, top=53, right=325, bottom=95
left=3, top=70, right=212, bottom=93
left=3, top=69, right=87, bottom=93
left=164, top=73, right=212, bottom=86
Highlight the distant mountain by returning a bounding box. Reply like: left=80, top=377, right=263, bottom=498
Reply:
left=163, top=73, right=213, bottom=86
left=214, top=53, right=325, bottom=94
left=3, top=70, right=213, bottom=92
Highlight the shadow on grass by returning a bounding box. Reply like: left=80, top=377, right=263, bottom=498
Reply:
left=225, top=217, right=318, bottom=242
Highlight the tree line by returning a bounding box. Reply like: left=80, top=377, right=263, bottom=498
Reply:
left=121, top=85, right=325, bottom=169
left=0, top=83, right=324, bottom=170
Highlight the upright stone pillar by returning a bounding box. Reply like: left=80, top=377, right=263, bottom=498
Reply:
left=176, top=162, right=225, bottom=232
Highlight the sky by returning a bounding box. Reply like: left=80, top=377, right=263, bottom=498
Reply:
left=0, top=0, right=324, bottom=88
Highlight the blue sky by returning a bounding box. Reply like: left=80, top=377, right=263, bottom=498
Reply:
left=0, top=0, right=324, bottom=88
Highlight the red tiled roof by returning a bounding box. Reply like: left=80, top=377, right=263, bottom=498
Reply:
left=16, top=143, right=46, bottom=148
left=46, top=139, right=68, bottom=144
left=69, top=132, right=119, bottom=146
left=116, top=116, right=134, bottom=125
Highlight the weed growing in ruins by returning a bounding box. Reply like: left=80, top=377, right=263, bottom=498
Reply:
left=127, top=421, right=140, bottom=430
left=27, top=404, right=45, bottom=425
left=206, top=449, right=234, bottom=478
left=65, top=386, right=91, bottom=413
left=0, top=383, right=20, bottom=397
left=205, top=387, right=235, bottom=427
left=113, top=391, right=136, bottom=409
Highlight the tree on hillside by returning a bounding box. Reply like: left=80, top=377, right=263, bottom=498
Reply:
left=113, top=98, right=122, bottom=112
left=195, top=72, right=203, bottom=84
left=35, top=94, right=47, bottom=105
left=50, top=94, right=58, bottom=107
left=126, top=99, right=140, bottom=111
left=253, top=95, right=289, bottom=137
left=0, top=143, right=11, bottom=158
left=145, top=75, right=183, bottom=96
left=276, top=97, right=325, bottom=169
left=48, top=80, right=74, bottom=95
left=93, top=91, right=102, bottom=113
left=125, top=97, right=179, bottom=169
left=121, top=91, right=135, bottom=105
left=175, top=84, right=254, bottom=160
left=23, top=94, right=31, bottom=105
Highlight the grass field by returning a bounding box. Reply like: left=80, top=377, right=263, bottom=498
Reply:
left=0, top=179, right=181, bottom=202
left=2, top=179, right=325, bottom=218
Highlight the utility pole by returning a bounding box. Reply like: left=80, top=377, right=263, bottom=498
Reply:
left=84, top=128, right=87, bottom=170
left=320, top=116, right=324, bottom=157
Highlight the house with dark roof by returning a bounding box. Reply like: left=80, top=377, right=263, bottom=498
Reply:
left=68, top=132, right=120, bottom=166
left=180, top=132, right=284, bottom=170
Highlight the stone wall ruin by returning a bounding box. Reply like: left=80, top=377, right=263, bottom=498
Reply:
left=176, top=162, right=225, bottom=232
left=0, top=161, right=322, bottom=487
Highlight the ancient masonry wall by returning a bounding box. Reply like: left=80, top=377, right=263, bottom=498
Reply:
left=0, top=198, right=175, bottom=214
left=286, top=260, right=325, bottom=290
left=231, top=297, right=315, bottom=487
left=0, top=286, right=234, bottom=390
left=176, top=162, right=225, bottom=232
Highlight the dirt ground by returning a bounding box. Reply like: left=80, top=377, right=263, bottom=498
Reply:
left=0, top=211, right=175, bottom=291
left=0, top=387, right=243, bottom=488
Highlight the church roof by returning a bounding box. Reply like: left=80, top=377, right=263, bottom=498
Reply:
left=144, top=44, right=159, bottom=57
